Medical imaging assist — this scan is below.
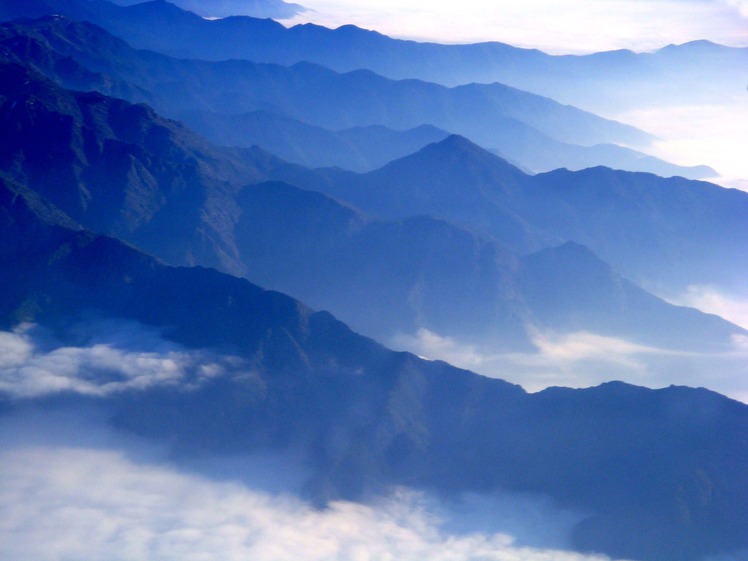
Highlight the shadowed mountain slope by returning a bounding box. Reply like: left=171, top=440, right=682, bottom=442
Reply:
left=2, top=175, right=748, bottom=561
left=0, top=65, right=743, bottom=357
left=0, top=61, right=282, bottom=272
left=233, top=180, right=744, bottom=353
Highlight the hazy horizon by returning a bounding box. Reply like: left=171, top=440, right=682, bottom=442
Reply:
left=282, top=0, right=748, bottom=54
left=279, top=0, right=748, bottom=190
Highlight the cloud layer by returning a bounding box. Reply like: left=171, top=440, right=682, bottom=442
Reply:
left=0, top=322, right=248, bottom=398
left=0, top=441, right=614, bottom=561
left=617, top=100, right=748, bottom=191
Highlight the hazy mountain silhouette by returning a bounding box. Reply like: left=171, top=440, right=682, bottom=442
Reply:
left=181, top=110, right=452, bottom=172
left=1, top=65, right=741, bottom=356
left=1, top=64, right=743, bottom=361
left=278, top=135, right=748, bottom=293
left=2, top=8, right=748, bottom=560
left=3, top=0, right=741, bottom=114
left=522, top=166, right=748, bottom=291
left=107, top=0, right=306, bottom=19
left=2, top=176, right=748, bottom=561
left=0, top=14, right=682, bottom=176
left=234, top=180, right=744, bottom=353
left=272, top=134, right=552, bottom=253
left=183, top=106, right=713, bottom=177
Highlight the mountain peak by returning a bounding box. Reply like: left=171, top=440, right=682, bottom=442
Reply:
left=660, top=39, right=724, bottom=52
left=368, top=135, right=531, bottom=201
left=523, top=240, right=613, bottom=282
left=127, top=0, right=188, bottom=12
left=395, top=134, right=523, bottom=175
left=437, top=133, right=483, bottom=150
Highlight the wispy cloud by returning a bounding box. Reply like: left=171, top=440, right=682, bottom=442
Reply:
left=0, top=321, right=250, bottom=399
left=664, top=285, right=748, bottom=330
left=517, top=330, right=657, bottom=369
left=392, top=327, right=748, bottom=403
left=392, top=329, right=488, bottom=370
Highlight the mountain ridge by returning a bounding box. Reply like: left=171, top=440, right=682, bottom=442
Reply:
left=0, top=13, right=688, bottom=177
left=278, top=134, right=748, bottom=293
left=2, top=175, right=748, bottom=561
left=1, top=7, right=747, bottom=561
left=1, top=64, right=743, bottom=368
left=4, top=0, right=742, bottom=115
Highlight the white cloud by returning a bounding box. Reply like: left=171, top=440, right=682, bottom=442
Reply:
left=518, top=330, right=656, bottom=368
left=0, top=442, right=617, bottom=561
left=393, top=329, right=487, bottom=370
left=664, top=285, right=748, bottom=330
left=616, top=100, right=748, bottom=190
left=394, top=327, right=664, bottom=373
left=0, top=322, right=249, bottom=399
left=392, top=328, right=748, bottom=403
left=721, top=0, right=748, bottom=17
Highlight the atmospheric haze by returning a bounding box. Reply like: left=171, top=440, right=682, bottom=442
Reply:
left=284, top=0, right=748, bottom=188
left=284, top=0, right=748, bottom=53
left=2, top=1, right=748, bottom=560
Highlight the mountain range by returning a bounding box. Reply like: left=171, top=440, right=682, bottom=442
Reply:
left=0, top=9, right=719, bottom=179
left=1, top=3, right=747, bottom=561
left=2, top=166, right=748, bottom=561
left=181, top=110, right=453, bottom=173
left=275, top=134, right=748, bottom=294
left=3, top=0, right=743, bottom=115
left=1, top=60, right=743, bottom=361
left=107, top=0, right=306, bottom=19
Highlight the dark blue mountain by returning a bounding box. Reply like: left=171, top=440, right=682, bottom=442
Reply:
left=0, top=61, right=281, bottom=272
left=2, top=175, right=748, bottom=561
left=1, top=10, right=747, bottom=560
left=233, top=180, right=743, bottom=353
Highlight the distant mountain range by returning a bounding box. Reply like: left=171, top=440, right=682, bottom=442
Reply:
left=180, top=108, right=714, bottom=179
left=275, top=134, right=748, bottom=294
left=233, top=179, right=743, bottom=354
left=2, top=0, right=743, bottom=115
left=1, top=61, right=743, bottom=358
left=107, top=0, right=306, bottom=19
left=0, top=9, right=718, bottom=179
left=1, top=4, right=747, bottom=561
left=0, top=61, right=278, bottom=271
left=181, top=110, right=453, bottom=173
